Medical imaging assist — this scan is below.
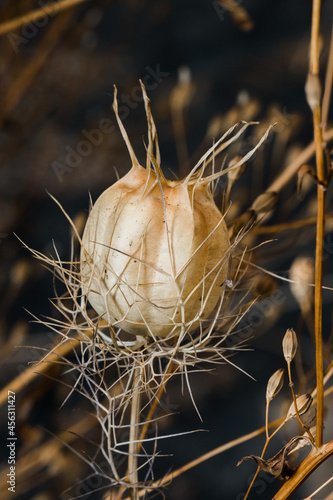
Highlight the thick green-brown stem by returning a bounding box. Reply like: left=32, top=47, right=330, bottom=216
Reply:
left=307, top=0, right=326, bottom=449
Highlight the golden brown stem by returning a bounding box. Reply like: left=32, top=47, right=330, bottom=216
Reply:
left=128, top=366, right=141, bottom=500
left=0, top=331, right=92, bottom=407
left=272, top=441, right=333, bottom=500
left=0, top=0, right=86, bottom=36
left=307, top=0, right=326, bottom=449
left=287, top=362, right=314, bottom=444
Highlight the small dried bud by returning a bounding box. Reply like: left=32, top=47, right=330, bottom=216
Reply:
left=289, top=256, right=314, bottom=313
left=11, top=259, right=31, bottom=287
left=282, top=328, right=298, bottom=363
left=305, top=73, right=321, bottom=111
left=250, top=191, right=278, bottom=214
left=286, top=394, right=312, bottom=420
left=232, top=6, right=254, bottom=32
left=266, top=368, right=284, bottom=402
left=218, top=1, right=254, bottom=32
left=227, top=155, right=246, bottom=182
left=170, top=66, right=195, bottom=111
left=297, top=165, right=316, bottom=199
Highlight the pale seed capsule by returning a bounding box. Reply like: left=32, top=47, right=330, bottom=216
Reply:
left=282, top=328, right=298, bottom=363
left=266, top=368, right=284, bottom=402
left=250, top=191, right=278, bottom=214
left=289, top=256, right=314, bottom=314
left=285, top=394, right=312, bottom=421
left=80, top=86, right=231, bottom=339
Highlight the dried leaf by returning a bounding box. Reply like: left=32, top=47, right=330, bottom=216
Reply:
left=237, top=435, right=312, bottom=480
left=297, top=164, right=316, bottom=199
left=285, top=434, right=313, bottom=456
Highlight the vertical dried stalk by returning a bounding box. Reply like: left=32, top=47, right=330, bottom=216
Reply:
left=307, top=0, right=325, bottom=448
left=128, top=365, right=141, bottom=500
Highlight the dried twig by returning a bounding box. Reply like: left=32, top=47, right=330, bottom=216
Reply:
left=0, top=0, right=87, bottom=36
left=306, top=0, right=326, bottom=449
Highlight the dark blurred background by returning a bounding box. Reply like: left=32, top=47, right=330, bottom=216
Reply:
left=0, top=0, right=333, bottom=499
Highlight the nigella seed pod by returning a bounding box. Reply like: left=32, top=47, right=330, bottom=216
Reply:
left=282, top=328, right=298, bottom=363
left=285, top=394, right=312, bottom=421
left=80, top=83, right=232, bottom=339
left=266, top=368, right=284, bottom=402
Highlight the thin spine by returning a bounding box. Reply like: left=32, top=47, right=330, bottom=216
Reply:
left=113, top=86, right=140, bottom=169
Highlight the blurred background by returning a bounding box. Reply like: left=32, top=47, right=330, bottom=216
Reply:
left=0, top=0, right=333, bottom=499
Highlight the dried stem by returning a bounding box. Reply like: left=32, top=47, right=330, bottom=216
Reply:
left=0, top=331, right=93, bottom=407
left=265, top=400, right=270, bottom=439
left=253, top=213, right=333, bottom=234
left=267, top=128, right=333, bottom=193
left=322, top=28, right=333, bottom=131
left=272, top=440, right=333, bottom=499
left=128, top=365, right=142, bottom=500
left=0, top=6, right=75, bottom=128
left=122, top=416, right=286, bottom=500
left=243, top=420, right=286, bottom=500
left=286, top=361, right=314, bottom=444
left=307, top=0, right=326, bottom=449
left=0, top=0, right=87, bottom=36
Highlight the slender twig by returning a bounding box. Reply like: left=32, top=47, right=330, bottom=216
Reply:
left=267, top=128, right=333, bottom=193
left=286, top=361, right=314, bottom=444
left=0, top=330, right=93, bottom=407
left=0, top=5, right=75, bottom=128
left=322, top=28, right=333, bottom=131
left=243, top=420, right=286, bottom=500
left=116, top=363, right=178, bottom=500
left=128, top=365, right=141, bottom=500
left=138, top=363, right=177, bottom=444
left=307, top=0, right=326, bottom=449
left=252, top=213, right=333, bottom=234
left=304, top=474, right=333, bottom=499
left=0, top=0, right=87, bottom=36
left=265, top=399, right=270, bottom=439
left=122, top=416, right=286, bottom=500
left=272, top=440, right=333, bottom=499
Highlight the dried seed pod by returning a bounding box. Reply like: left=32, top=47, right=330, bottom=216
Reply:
left=80, top=85, right=231, bottom=339
left=282, top=328, right=298, bottom=363
left=266, top=368, right=284, bottom=402
left=250, top=191, right=278, bottom=214
left=285, top=394, right=312, bottom=421
left=305, top=73, right=321, bottom=111
left=289, top=256, right=314, bottom=314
